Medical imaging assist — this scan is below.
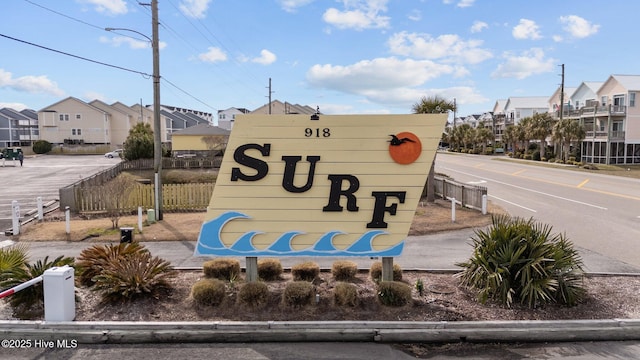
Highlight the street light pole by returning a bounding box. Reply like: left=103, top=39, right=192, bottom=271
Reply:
left=151, top=0, right=163, bottom=221
left=104, top=0, right=162, bottom=221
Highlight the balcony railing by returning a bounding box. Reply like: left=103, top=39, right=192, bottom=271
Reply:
left=585, top=130, right=625, bottom=140
left=554, top=105, right=627, bottom=119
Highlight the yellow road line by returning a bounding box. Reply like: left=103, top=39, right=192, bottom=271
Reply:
left=511, top=169, right=526, bottom=176
left=577, top=179, right=590, bottom=188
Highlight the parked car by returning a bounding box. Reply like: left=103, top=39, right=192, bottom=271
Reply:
left=104, top=149, right=123, bottom=158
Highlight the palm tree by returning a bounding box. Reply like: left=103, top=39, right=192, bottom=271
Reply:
left=412, top=95, right=457, bottom=202
left=526, top=113, right=555, bottom=160
left=553, top=119, right=586, bottom=161
left=475, top=125, right=495, bottom=153
left=503, top=125, right=517, bottom=153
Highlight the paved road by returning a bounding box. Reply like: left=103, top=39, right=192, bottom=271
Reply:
left=0, top=154, right=120, bottom=236
left=435, top=152, right=640, bottom=271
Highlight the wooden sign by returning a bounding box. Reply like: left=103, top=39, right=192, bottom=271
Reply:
left=195, top=113, right=446, bottom=257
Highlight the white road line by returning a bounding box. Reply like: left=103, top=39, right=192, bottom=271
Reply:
left=441, top=166, right=608, bottom=211
left=489, top=194, right=537, bottom=213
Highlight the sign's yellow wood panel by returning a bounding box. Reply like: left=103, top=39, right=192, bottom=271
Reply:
left=195, top=113, right=446, bottom=257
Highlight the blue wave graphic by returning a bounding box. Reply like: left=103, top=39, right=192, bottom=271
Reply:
left=195, top=211, right=404, bottom=257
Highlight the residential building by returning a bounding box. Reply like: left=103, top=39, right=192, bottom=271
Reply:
left=38, top=97, right=111, bottom=145
left=580, top=75, right=640, bottom=164
left=502, top=96, right=549, bottom=125
left=491, top=99, right=508, bottom=143
left=251, top=100, right=316, bottom=115
left=549, top=86, right=577, bottom=115
left=218, top=107, right=250, bottom=130
left=0, top=107, right=39, bottom=147
left=171, top=123, right=230, bottom=157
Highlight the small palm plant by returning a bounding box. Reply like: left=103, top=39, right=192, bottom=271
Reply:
left=1, top=255, right=75, bottom=319
left=0, top=244, right=29, bottom=282
left=456, top=214, right=585, bottom=309
left=76, top=243, right=149, bottom=287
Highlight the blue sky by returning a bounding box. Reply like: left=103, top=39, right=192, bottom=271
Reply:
left=0, top=0, right=636, bottom=122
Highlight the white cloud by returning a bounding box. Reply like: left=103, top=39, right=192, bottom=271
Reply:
left=559, top=15, right=600, bottom=39
left=512, top=19, right=542, bottom=40
left=278, top=0, right=315, bottom=12
left=179, top=0, right=211, bottom=19
left=80, top=0, right=128, bottom=15
left=388, top=32, right=493, bottom=65
left=83, top=91, right=109, bottom=103
left=491, top=48, right=555, bottom=79
left=408, top=9, right=421, bottom=22
left=198, top=47, right=228, bottom=63
left=0, top=102, right=29, bottom=111
left=470, top=21, right=488, bottom=33
left=456, top=0, right=475, bottom=8
left=251, top=49, right=277, bottom=65
left=0, top=69, right=65, bottom=97
left=306, top=57, right=454, bottom=99
left=443, top=0, right=476, bottom=8
left=322, top=0, right=390, bottom=30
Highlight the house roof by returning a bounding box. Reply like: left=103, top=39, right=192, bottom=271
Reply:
left=504, top=96, right=549, bottom=110
left=172, top=123, right=230, bottom=136
left=608, top=75, right=640, bottom=91
left=0, top=108, right=30, bottom=120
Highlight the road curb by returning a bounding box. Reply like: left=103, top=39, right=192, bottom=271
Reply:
left=1, top=319, right=639, bottom=344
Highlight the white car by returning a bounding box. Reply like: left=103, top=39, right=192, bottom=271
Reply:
left=104, top=149, right=123, bottom=158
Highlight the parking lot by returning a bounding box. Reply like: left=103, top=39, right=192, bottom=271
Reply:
left=0, top=154, right=119, bottom=237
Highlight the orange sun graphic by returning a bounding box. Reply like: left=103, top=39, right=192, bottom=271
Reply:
left=388, top=132, right=422, bottom=164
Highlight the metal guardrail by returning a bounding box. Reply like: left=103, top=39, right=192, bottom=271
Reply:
left=433, top=175, right=487, bottom=210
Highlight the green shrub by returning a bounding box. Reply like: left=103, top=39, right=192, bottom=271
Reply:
left=191, top=278, right=226, bottom=306
left=377, top=281, right=412, bottom=307
left=76, top=243, right=149, bottom=287
left=257, top=258, right=283, bottom=281
left=203, top=258, right=240, bottom=281
left=456, top=214, right=586, bottom=309
left=237, top=281, right=269, bottom=307
left=0, top=244, right=29, bottom=283
left=291, top=261, right=320, bottom=281
left=92, top=251, right=176, bottom=303
left=32, top=140, right=52, bottom=154
left=1, top=255, right=74, bottom=319
left=331, top=260, right=358, bottom=281
left=333, top=282, right=358, bottom=307
left=369, top=261, right=402, bottom=282
left=532, top=150, right=540, bottom=161
left=415, top=278, right=425, bottom=296
left=282, top=281, right=314, bottom=307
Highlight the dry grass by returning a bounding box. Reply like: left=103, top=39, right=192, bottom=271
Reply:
left=16, top=198, right=499, bottom=242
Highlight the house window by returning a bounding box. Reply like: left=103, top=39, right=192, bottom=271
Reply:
left=630, top=93, right=636, bottom=107
left=59, top=114, right=69, bottom=121
left=601, top=96, right=607, bottom=106
left=613, top=94, right=625, bottom=106
left=71, top=128, right=82, bottom=136
left=76, top=114, right=82, bottom=120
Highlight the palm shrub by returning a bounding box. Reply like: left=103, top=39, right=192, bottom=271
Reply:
left=91, top=251, right=176, bottom=303
left=0, top=244, right=29, bottom=282
left=456, top=214, right=585, bottom=309
left=1, top=255, right=74, bottom=319
left=76, top=243, right=149, bottom=287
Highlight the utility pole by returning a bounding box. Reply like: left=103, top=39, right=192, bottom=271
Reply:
left=152, top=0, right=163, bottom=220
left=267, top=78, right=273, bottom=114
left=559, top=64, right=565, bottom=122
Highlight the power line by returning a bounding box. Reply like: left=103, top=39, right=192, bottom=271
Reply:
left=162, top=78, right=217, bottom=112
left=0, top=33, right=150, bottom=77
left=23, top=0, right=105, bottom=31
